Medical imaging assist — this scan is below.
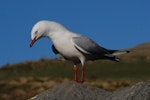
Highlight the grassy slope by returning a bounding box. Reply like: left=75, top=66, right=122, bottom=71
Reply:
left=0, top=42, right=150, bottom=100
left=0, top=42, right=150, bottom=81
left=1, top=60, right=150, bottom=81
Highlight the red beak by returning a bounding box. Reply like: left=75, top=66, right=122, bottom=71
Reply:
left=30, top=36, right=37, bottom=48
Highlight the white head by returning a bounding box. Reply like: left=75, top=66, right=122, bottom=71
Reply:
left=30, top=20, right=67, bottom=47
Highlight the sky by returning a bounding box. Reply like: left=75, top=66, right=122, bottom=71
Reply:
left=0, top=0, right=150, bottom=67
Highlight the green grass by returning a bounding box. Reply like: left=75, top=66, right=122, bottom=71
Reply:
left=85, top=61, right=150, bottom=81
left=1, top=59, right=150, bottom=82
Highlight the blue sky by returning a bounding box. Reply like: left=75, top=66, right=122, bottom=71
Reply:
left=0, top=0, right=150, bottom=66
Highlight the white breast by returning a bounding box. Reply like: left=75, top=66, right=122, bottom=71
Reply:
left=50, top=32, right=83, bottom=60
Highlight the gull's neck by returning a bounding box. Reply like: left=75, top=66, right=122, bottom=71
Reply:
left=44, top=21, right=78, bottom=40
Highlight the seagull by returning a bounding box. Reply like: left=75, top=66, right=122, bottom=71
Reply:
left=30, top=20, right=130, bottom=83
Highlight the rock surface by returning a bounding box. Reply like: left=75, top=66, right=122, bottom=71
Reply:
left=30, top=81, right=150, bottom=100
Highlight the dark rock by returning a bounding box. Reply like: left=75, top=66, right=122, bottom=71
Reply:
left=29, top=81, right=150, bottom=100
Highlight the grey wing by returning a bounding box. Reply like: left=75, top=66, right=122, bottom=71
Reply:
left=72, top=36, right=121, bottom=62
left=72, top=35, right=110, bottom=55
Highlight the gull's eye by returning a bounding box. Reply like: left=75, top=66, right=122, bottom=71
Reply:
left=34, top=31, right=38, bottom=35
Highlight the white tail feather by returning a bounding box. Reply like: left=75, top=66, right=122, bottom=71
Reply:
left=112, top=50, right=130, bottom=56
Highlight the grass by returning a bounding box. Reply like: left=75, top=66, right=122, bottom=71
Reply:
left=1, top=58, right=150, bottom=81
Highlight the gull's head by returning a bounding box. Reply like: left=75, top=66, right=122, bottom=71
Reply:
left=30, top=20, right=67, bottom=47
left=30, top=20, right=50, bottom=47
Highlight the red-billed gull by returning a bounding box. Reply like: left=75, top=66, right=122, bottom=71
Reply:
left=30, top=20, right=130, bottom=83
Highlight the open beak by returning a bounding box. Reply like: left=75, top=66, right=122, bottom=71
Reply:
left=30, top=36, right=37, bottom=48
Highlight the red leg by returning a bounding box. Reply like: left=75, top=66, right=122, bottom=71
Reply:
left=73, top=65, right=78, bottom=82
left=78, top=65, right=85, bottom=83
